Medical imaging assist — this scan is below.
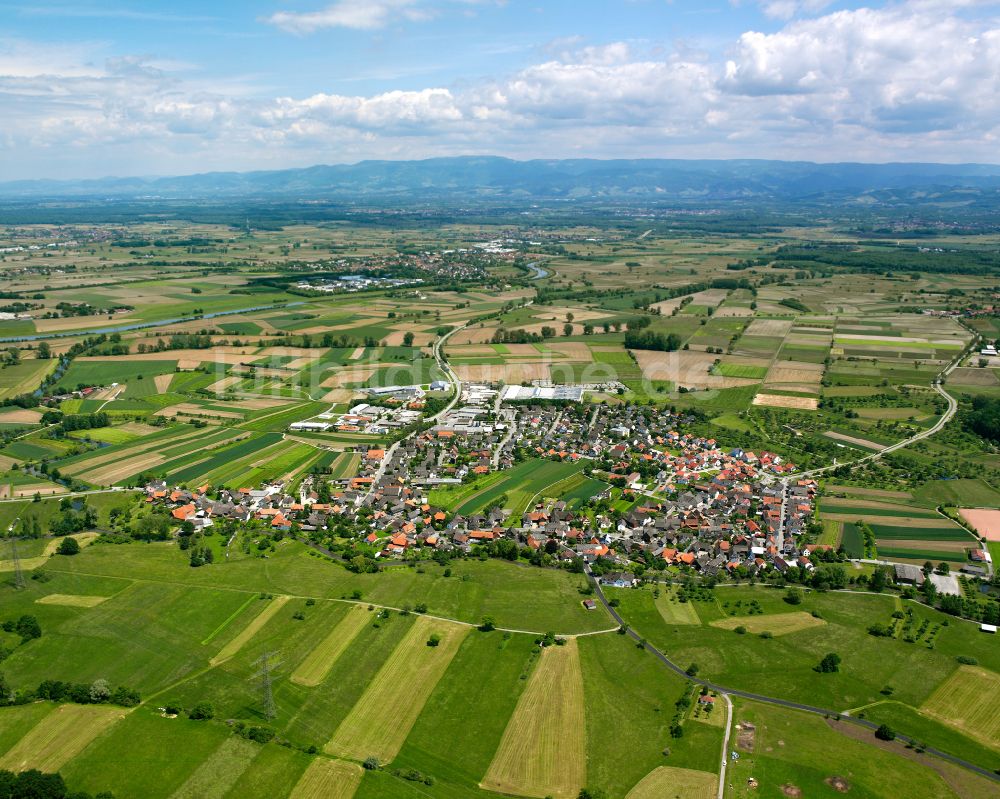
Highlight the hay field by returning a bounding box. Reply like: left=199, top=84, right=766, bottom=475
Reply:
left=79, top=452, right=165, bottom=486
left=33, top=315, right=140, bottom=333
left=745, top=319, right=792, bottom=337
left=0, top=704, right=126, bottom=772
left=625, top=766, right=716, bottom=799
left=710, top=612, right=826, bottom=637
left=291, top=758, right=363, bottom=799
left=291, top=605, right=371, bottom=687
left=155, top=403, right=243, bottom=420
left=36, top=594, right=109, bottom=607
left=454, top=362, right=551, bottom=383
left=714, top=306, right=754, bottom=318
left=654, top=592, right=700, bottom=625
left=959, top=508, right=1000, bottom=541
left=0, top=532, right=99, bottom=572
left=751, top=393, right=819, bottom=410
left=209, top=595, right=290, bottom=666
left=823, top=431, right=886, bottom=451
left=920, top=666, right=1000, bottom=752
left=324, top=616, right=467, bottom=762
left=451, top=323, right=499, bottom=345
left=765, top=362, right=823, bottom=386
left=321, top=367, right=377, bottom=387
left=0, top=408, right=43, bottom=424
left=481, top=638, right=586, bottom=799
left=634, top=350, right=759, bottom=389
left=170, top=736, right=259, bottom=799
left=950, top=368, right=999, bottom=386
left=82, top=348, right=262, bottom=364
left=12, top=483, right=67, bottom=498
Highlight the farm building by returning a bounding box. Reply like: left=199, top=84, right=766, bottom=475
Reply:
left=289, top=420, right=332, bottom=432
left=893, top=563, right=925, bottom=585
left=600, top=572, right=639, bottom=588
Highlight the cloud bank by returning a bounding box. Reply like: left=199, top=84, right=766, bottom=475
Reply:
left=2, top=1, right=999, bottom=178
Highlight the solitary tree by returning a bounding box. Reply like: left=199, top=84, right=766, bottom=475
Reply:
left=874, top=724, right=896, bottom=741
left=57, top=537, right=80, bottom=556
left=817, top=652, right=841, bottom=673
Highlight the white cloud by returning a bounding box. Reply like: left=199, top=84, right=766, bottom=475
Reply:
left=265, top=0, right=428, bottom=33
left=758, top=0, right=834, bottom=20
left=721, top=4, right=1000, bottom=138
left=3, top=1, right=1000, bottom=178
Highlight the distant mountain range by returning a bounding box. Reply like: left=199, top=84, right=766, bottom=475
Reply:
left=3, top=157, right=1000, bottom=202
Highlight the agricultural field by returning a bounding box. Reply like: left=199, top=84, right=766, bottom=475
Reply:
left=0, top=538, right=711, bottom=799
left=0, top=216, right=998, bottom=799
left=724, top=699, right=992, bottom=799
left=609, top=582, right=1000, bottom=777
left=818, top=493, right=980, bottom=565
left=442, top=458, right=586, bottom=518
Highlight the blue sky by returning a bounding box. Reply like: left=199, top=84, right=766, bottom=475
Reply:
left=1, top=0, right=998, bottom=179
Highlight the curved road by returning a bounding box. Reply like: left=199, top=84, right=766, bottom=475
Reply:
left=790, top=331, right=970, bottom=481
left=587, top=571, right=1000, bottom=785
left=429, top=322, right=467, bottom=422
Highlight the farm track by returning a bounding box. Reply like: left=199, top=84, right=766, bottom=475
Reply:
left=586, top=569, right=1000, bottom=785
left=791, top=322, right=970, bottom=482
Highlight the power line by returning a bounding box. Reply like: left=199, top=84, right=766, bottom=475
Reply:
left=251, top=651, right=280, bottom=720
left=9, top=538, right=25, bottom=590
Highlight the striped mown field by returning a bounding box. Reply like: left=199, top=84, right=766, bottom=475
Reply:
left=0, top=704, right=127, bottom=773
left=481, top=638, right=586, bottom=799
left=324, top=615, right=468, bottom=763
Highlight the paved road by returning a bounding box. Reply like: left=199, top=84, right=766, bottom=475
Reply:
left=0, top=486, right=134, bottom=505
left=359, top=322, right=467, bottom=506
left=429, top=322, right=466, bottom=423
left=587, top=571, right=1000, bottom=784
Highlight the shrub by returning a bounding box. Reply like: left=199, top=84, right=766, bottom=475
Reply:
left=957, top=655, right=979, bottom=665
left=734, top=625, right=747, bottom=635
left=13, top=615, right=41, bottom=642
left=57, top=537, right=80, bottom=556
left=243, top=726, right=275, bottom=744
left=363, top=756, right=380, bottom=771
left=816, top=652, right=841, bottom=673
left=188, top=701, right=214, bottom=720
left=427, top=634, right=441, bottom=647
left=875, top=724, right=896, bottom=741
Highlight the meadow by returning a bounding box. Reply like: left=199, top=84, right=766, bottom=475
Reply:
left=0, top=539, right=714, bottom=799
left=609, top=582, right=1000, bottom=777
left=0, top=218, right=998, bottom=798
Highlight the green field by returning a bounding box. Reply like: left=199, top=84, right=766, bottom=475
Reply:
left=451, top=458, right=585, bottom=516
left=0, top=360, right=55, bottom=400
left=612, top=581, right=1000, bottom=756
left=55, top=359, right=177, bottom=393
left=726, top=700, right=982, bottom=799
left=714, top=362, right=768, bottom=379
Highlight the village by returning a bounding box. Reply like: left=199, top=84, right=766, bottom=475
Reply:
left=144, top=380, right=833, bottom=586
